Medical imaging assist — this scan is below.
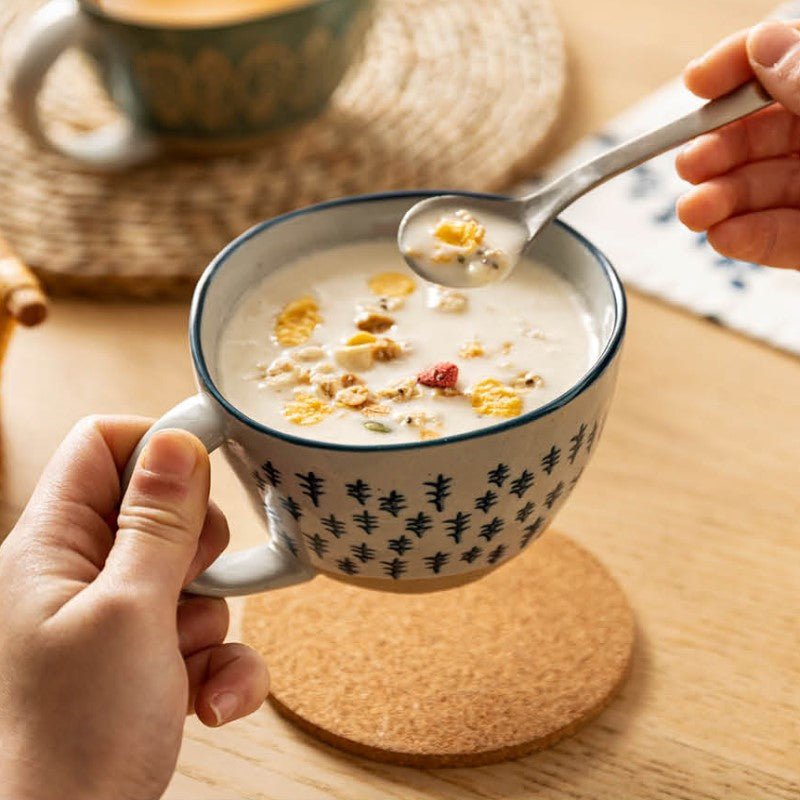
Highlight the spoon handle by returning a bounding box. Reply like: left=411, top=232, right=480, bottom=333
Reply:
left=523, top=80, right=773, bottom=229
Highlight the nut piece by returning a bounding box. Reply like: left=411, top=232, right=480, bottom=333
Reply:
left=312, top=370, right=362, bottom=399
left=459, top=339, right=484, bottom=359
left=336, top=385, right=371, bottom=408
left=261, top=356, right=301, bottom=387
left=470, top=378, right=522, bottom=418
left=373, top=337, right=405, bottom=362
left=274, top=296, right=321, bottom=346
left=340, top=372, right=362, bottom=388
left=334, top=343, right=374, bottom=372
left=378, top=376, right=420, bottom=402
left=308, top=363, right=337, bottom=395
left=431, top=288, right=469, bottom=313
left=512, top=371, right=544, bottom=391
left=355, top=309, right=395, bottom=333
left=399, top=410, right=442, bottom=440
left=314, top=379, right=338, bottom=399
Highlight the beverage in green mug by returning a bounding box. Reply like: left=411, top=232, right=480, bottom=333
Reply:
left=89, top=0, right=317, bottom=26
left=10, top=0, right=373, bottom=169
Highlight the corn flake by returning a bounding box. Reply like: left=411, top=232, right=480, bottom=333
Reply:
left=368, top=272, right=416, bottom=297
left=470, top=378, right=522, bottom=418
left=433, top=211, right=485, bottom=250
left=283, top=392, right=332, bottom=425
left=274, top=296, right=321, bottom=346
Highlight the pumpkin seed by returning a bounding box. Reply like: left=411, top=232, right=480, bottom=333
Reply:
left=364, top=421, right=391, bottom=434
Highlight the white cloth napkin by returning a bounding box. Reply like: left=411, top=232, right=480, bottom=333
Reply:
left=532, top=76, right=800, bottom=357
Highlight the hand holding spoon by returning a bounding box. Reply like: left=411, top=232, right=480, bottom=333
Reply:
left=398, top=80, right=773, bottom=288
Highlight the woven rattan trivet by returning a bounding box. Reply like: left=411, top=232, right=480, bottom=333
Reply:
left=0, top=0, right=565, bottom=298
left=241, top=532, right=633, bottom=767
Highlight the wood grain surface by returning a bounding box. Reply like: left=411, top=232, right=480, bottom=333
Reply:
left=1, top=0, right=798, bottom=797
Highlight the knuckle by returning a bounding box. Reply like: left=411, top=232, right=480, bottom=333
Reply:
left=92, top=586, right=141, bottom=620
left=71, top=414, right=107, bottom=440
left=741, top=214, right=781, bottom=265
left=117, top=502, right=195, bottom=544
left=132, top=468, right=191, bottom=500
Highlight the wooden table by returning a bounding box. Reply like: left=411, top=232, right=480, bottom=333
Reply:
left=2, top=0, right=799, bottom=797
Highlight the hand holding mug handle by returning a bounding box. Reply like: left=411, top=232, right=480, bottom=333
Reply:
left=9, top=0, right=158, bottom=169
left=122, top=394, right=315, bottom=597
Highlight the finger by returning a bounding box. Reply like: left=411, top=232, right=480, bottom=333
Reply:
left=5, top=417, right=153, bottom=591
left=676, top=157, right=800, bottom=231
left=684, top=28, right=753, bottom=98
left=177, top=595, right=229, bottom=657
left=105, top=429, right=210, bottom=604
left=12, top=416, right=152, bottom=546
left=684, top=22, right=800, bottom=98
left=748, top=22, right=800, bottom=116
left=183, top=502, right=230, bottom=587
left=675, top=106, right=800, bottom=184
left=185, top=643, right=269, bottom=726
left=707, top=209, right=800, bottom=268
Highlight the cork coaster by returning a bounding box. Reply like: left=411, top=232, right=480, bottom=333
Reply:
left=242, top=531, right=634, bottom=767
left=0, top=0, right=565, bottom=298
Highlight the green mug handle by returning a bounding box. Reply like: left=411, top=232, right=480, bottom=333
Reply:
left=122, top=394, right=316, bottom=597
left=9, top=0, right=159, bottom=170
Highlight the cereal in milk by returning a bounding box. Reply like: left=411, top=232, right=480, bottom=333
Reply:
left=217, top=240, right=599, bottom=444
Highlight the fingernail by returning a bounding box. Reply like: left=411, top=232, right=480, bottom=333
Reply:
left=749, top=22, right=800, bottom=68
left=142, top=431, right=197, bottom=479
left=209, top=691, right=239, bottom=725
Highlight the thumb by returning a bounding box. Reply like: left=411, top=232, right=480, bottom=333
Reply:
left=106, top=429, right=210, bottom=603
left=747, top=21, right=800, bottom=114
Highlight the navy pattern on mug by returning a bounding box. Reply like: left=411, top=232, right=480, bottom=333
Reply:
left=247, top=410, right=609, bottom=580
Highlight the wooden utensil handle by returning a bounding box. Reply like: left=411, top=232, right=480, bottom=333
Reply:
left=0, top=234, right=47, bottom=326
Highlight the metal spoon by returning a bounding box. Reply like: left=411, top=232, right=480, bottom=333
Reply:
left=398, top=80, right=773, bottom=288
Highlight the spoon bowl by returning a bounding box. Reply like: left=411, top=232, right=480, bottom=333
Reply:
left=399, top=80, right=773, bottom=288
left=398, top=194, right=527, bottom=288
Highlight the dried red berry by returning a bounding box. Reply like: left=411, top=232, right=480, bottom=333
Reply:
left=417, top=362, right=459, bottom=389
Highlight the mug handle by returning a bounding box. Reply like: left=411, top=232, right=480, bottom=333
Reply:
left=122, top=394, right=316, bottom=598
left=9, top=0, right=159, bottom=170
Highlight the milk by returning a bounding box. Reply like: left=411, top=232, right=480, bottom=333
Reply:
left=216, top=240, right=599, bottom=445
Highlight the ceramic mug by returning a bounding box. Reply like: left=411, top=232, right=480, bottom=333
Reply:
left=123, top=191, right=626, bottom=597
left=9, top=0, right=372, bottom=169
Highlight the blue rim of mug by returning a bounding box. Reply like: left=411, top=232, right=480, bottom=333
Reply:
left=190, top=190, right=627, bottom=453
left=79, top=0, right=347, bottom=31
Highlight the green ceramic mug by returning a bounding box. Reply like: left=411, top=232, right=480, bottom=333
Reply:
left=9, top=0, right=372, bottom=169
